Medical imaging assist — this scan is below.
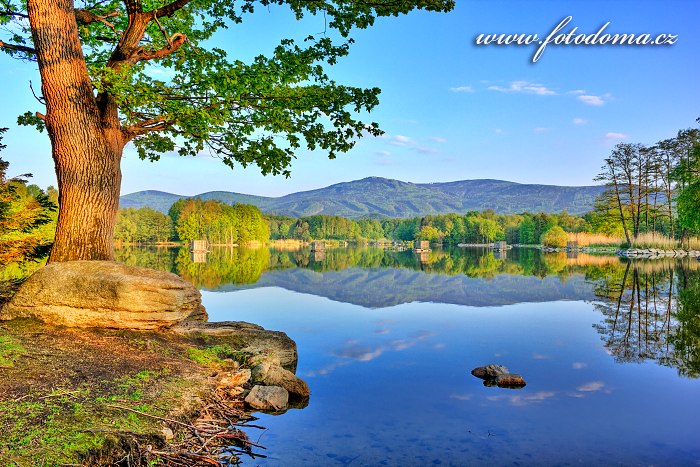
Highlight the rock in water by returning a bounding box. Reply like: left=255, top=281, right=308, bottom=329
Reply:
left=251, top=362, right=310, bottom=398
left=471, top=364, right=510, bottom=379
left=0, top=261, right=207, bottom=330
left=495, top=373, right=527, bottom=388
left=245, top=385, right=289, bottom=411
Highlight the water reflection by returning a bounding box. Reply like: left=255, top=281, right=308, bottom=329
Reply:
left=593, top=260, right=700, bottom=378
left=115, top=245, right=700, bottom=378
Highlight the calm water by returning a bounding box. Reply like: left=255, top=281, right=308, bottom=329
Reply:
left=118, top=246, right=700, bottom=466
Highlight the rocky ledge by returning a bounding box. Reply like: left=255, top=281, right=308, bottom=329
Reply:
left=618, top=248, right=700, bottom=259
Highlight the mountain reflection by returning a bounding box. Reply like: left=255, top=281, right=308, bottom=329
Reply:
left=115, top=245, right=700, bottom=377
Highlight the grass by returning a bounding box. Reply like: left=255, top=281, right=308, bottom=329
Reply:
left=0, top=335, right=26, bottom=367
left=0, top=319, right=233, bottom=466
left=567, top=232, right=622, bottom=247
left=186, top=344, right=249, bottom=368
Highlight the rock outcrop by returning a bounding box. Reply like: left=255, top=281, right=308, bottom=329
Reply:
left=1, top=261, right=206, bottom=330
left=171, top=321, right=299, bottom=372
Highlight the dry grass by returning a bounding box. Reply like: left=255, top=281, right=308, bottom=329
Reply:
left=631, top=232, right=678, bottom=249
left=567, top=232, right=622, bottom=247
left=683, top=236, right=700, bottom=250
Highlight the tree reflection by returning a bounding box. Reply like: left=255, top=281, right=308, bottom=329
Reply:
left=593, top=260, right=700, bottom=378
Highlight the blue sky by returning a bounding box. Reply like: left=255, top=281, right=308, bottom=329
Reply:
left=1, top=0, right=698, bottom=197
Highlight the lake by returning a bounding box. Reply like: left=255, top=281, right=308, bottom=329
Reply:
left=117, top=246, right=700, bottom=466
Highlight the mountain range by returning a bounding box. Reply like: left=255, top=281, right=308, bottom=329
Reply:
left=119, top=176, right=606, bottom=218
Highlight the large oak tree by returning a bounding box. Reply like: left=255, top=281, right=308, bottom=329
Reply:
left=1, top=0, right=454, bottom=262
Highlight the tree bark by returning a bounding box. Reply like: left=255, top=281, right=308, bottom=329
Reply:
left=28, top=0, right=124, bottom=262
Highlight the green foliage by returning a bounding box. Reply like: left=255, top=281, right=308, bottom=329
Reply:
left=172, top=198, right=268, bottom=245
left=677, top=181, right=700, bottom=235
left=0, top=128, right=57, bottom=266
left=114, top=207, right=173, bottom=244
left=541, top=225, right=568, bottom=248
left=6, top=1, right=455, bottom=178
left=186, top=345, right=247, bottom=368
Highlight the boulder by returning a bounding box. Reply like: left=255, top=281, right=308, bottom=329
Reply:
left=251, top=362, right=310, bottom=398
left=245, top=385, right=289, bottom=411
left=471, top=364, right=509, bottom=380
left=219, top=369, right=251, bottom=388
left=1, top=261, right=206, bottom=330
left=172, top=321, right=298, bottom=372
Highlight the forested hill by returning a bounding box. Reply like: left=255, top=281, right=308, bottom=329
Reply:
left=119, top=177, right=606, bottom=218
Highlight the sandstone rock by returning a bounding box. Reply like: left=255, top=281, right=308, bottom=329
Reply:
left=171, top=321, right=298, bottom=372
left=1, top=261, right=206, bottom=330
left=219, top=369, right=251, bottom=388
left=251, top=362, right=310, bottom=398
left=245, top=385, right=288, bottom=411
left=471, top=364, right=509, bottom=380
left=495, top=373, right=527, bottom=388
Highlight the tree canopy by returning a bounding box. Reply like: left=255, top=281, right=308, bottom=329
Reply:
left=2, top=0, right=454, bottom=176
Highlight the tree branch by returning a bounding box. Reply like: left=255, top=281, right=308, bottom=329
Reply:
left=127, top=32, right=186, bottom=63
left=74, top=9, right=119, bottom=33
left=0, top=9, right=28, bottom=18
left=0, top=39, right=35, bottom=54
left=154, top=0, right=191, bottom=18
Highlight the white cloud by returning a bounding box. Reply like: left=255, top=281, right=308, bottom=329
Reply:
left=488, top=80, right=556, bottom=96
left=414, top=146, right=439, bottom=155
left=573, top=118, right=588, bottom=125
left=389, top=134, right=414, bottom=146
left=374, top=150, right=391, bottom=157
left=578, top=95, right=606, bottom=106
left=430, top=137, right=448, bottom=143
left=568, top=89, right=586, bottom=95
left=494, top=128, right=505, bottom=135
left=605, top=132, right=627, bottom=140
left=450, top=85, right=475, bottom=93
left=572, top=362, right=588, bottom=369
left=533, top=128, right=550, bottom=134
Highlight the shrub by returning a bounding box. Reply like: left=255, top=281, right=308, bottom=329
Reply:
left=541, top=226, right=568, bottom=248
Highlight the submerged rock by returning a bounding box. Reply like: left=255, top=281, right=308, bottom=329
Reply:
left=471, top=364, right=509, bottom=380
left=245, top=385, right=289, bottom=411
left=472, top=364, right=526, bottom=388
left=1, top=261, right=206, bottom=330
left=495, top=373, right=527, bottom=388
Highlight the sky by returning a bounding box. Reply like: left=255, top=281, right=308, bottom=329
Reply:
left=1, top=0, right=699, bottom=197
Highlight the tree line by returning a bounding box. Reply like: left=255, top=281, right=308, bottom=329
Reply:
left=114, top=198, right=269, bottom=245
left=594, top=121, right=700, bottom=245
left=267, top=210, right=589, bottom=247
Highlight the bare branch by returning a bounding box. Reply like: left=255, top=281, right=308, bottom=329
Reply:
left=0, top=9, right=28, bottom=18
left=0, top=39, right=35, bottom=54
left=74, top=9, right=119, bottom=33
left=127, top=32, right=186, bottom=63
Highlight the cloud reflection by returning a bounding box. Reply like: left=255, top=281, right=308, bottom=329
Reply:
left=487, top=391, right=557, bottom=406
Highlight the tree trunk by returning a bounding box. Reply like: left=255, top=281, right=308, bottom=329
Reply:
left=28, top=0, right=123, bottom=262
